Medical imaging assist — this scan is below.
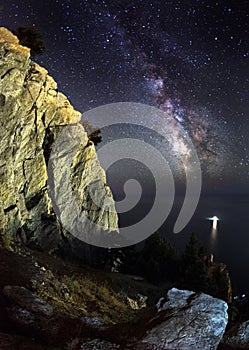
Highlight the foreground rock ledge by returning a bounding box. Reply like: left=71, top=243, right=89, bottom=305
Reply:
left=3, top=285, right=228, bottom=349
left=137, top=288, right=228, bottom=350
left=0, top=27, right=118, bottom=251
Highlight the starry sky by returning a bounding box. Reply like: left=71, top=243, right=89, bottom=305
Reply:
left=1, top=0, right=249, bottom=193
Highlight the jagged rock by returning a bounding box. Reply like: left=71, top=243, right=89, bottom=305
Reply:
left=3, top=285, right=54, bottom=317
left=0, top=27, right=118, bottom=251
left=82, top=317, right=105, bottom=327
left=127, top=293, right=148, bottom=310
left=79, top=339, right=120, bottom=349
left=137, top=288, right=228, bottom=350
left=2, top=285, right=98, bottom=345
left=0, top=28, right=19, bottom=44
left=3, top=285, right=58, bottom=343
left=221, top=321, right=249, bottom=349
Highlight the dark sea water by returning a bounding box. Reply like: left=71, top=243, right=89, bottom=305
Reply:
left=117, top=193, right=249, bottom=293
left=161, top=194, right=249, bottom=294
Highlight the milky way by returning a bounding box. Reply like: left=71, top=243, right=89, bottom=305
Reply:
left=2, top=0, right=249, bottom=191
left=104, top=1, right=240, bottom=180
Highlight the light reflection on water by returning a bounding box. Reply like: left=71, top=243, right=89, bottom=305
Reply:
left=162, top=195, right=249, bottom=292
left=114, top=191, right=249, bottom=292
left=210, top=226, right=218, bottom=255
left=211, top=227, right=217, bottom=240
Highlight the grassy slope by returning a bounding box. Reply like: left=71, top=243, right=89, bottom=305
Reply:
left=0, top=247, right=163, bottom=325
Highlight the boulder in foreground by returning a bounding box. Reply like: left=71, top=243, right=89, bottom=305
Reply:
left=138, top=288, right=228, bottom=350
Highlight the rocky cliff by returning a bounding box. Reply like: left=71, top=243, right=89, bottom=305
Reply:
left=0, top=28, right=236, bottom=350
left=0, top=27, right=118, bottom=251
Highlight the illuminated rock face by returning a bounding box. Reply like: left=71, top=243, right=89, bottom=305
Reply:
left=0, top=27, right=118, bottom=251
left=140, top=288, right=228, bottom=350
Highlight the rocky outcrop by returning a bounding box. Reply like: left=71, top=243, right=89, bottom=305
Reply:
left=138, top=288, right=228, bottom=350
left=126, top=293, right=148, bottom=310
left=3, top=285, right=84, bottom=345
left=0, top=27, right=118, bottom=251
left=78, top=339, right=120, bottom=349
left=3, top=285, right=54, bottom=317
left=221, top=321, right=249, bottom=349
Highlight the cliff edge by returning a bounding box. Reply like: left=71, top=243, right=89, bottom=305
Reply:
left=0, top=27, right=118, bottom=251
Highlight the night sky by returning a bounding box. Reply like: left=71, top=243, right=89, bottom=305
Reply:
left=1, top=0, right=249, bottom=193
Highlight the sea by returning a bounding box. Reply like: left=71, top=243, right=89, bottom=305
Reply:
left=116, top=193, right=249, bottom=294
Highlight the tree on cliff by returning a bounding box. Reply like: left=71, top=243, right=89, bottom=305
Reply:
left=81, top=120, right=102, bottom=145
left=181, top=233, right=212, bottom=293
left=12, top=26, right=45, bottom=56
left=141, top=232, right=179, bottom=283
left=112, top=232, right=179, bottom=283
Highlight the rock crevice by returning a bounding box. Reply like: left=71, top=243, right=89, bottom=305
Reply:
left=0, top=27, right=118, bottom=251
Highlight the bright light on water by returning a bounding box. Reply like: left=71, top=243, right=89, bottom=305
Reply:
left=208, top=215, right=220, bottom=230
